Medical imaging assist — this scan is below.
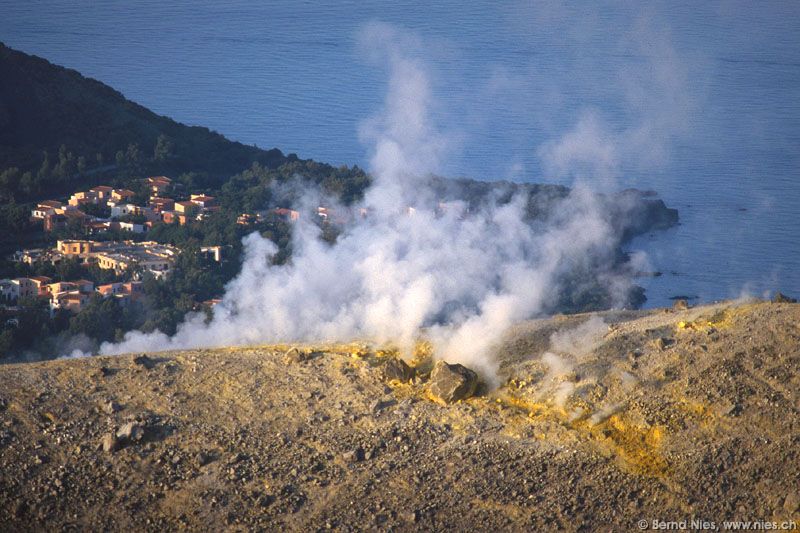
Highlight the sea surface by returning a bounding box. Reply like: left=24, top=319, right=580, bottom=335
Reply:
left=1, top=1, right=799, bottom=307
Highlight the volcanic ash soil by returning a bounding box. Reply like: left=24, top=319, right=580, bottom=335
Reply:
left=0, top=301, right=798, bottom=531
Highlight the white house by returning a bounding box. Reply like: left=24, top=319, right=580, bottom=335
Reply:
left=31, top=206, right=56, bottom=220
left=110, top=203, right=138, bottom=218
left=117, top=221, right=145, bottom=234
left=8, top=278, right=36, bottom=300
left=31, top=200, right=63, bottom=220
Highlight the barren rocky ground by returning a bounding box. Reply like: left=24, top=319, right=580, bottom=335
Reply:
left=0, top=300, right=798, bottom=531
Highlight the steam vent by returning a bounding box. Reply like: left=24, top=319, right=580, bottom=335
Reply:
left=1, top=4, right=800, bottom=529
left=1, top=301, right=798, bottom=530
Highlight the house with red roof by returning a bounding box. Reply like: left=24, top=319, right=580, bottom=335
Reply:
left=174, top=201, right=197, bottom=215
left=112, top=189, right=136, bottom=202
left=146, top=176, right=172, bottom=195
left=190, top=194, right=216, bottom=209
left=273, top=208, right=300, bottom=222
left=89, top=185, right=114, bottom=203
left=149, top=197, right=175, bottom=213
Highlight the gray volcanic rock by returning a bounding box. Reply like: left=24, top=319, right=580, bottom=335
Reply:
left=116, top=422, right=144, bottom=443
left=101, top=400, right=121, bottom=414
left=101, top=433, right=119, bottom=453
left=672, top=299, right=689, bottom=311
left=773, top=291, right=797, bottom=303
left=381, top=358, right=413, bottom=383
left=429, top=361, right=478, bottom=403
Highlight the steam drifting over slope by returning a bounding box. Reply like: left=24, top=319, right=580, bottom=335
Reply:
left=99, top=24, right=651, bottom=379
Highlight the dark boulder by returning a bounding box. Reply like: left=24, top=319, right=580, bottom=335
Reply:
left=283, top=347, right=310, bottom=364
left=672, top=299, right=689, bottom=311
left=429, top=361, right=478, bottom=404
left=653, top=337, right=674, bottom=351
left=132, top=355, right=156, bottom=370
left=101, top=400, right=122, bottom=414
left=116, top=422, right=145, bottom=443
left=773, top=292, right=797, bottom=304
left=343, top=447, right=364, bottom=463
left=381, top=358, right=413, bottom=383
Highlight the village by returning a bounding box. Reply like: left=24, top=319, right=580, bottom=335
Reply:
left=24, top=174, right=332, bottom=235
left=0, top=237, right=184, bottom=315
left=1, top=176, right=232, bottom=318
left=0, top=174, right=378, bottom=324
left=30, top=176, right=220, bottom=233
left=0, top=172, right=454, bottom=341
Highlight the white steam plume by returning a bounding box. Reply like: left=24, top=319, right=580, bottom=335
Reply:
left=98, top=23, right=639, bottom=382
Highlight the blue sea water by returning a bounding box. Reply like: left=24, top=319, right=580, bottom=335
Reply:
left=1, top=1, right=798, bottom=307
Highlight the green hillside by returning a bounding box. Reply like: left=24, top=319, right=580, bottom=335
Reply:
left=0, top=42, right=289, bottom=200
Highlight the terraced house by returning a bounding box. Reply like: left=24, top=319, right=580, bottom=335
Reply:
left=91, top=242, right=178, bottom=277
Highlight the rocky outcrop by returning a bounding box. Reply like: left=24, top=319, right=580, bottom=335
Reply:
left=773, top=291, right=797, bottom=303
left=381, top=358, right=413, bottom=383
left=428, top=361, right=478, bottom=403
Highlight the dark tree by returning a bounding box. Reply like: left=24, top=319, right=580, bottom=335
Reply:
left=153, top=134, right=175, bottom=161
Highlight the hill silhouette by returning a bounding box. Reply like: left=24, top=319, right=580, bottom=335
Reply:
left=0, top=42, right=289, bottom=197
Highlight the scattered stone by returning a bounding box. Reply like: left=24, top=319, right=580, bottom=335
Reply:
left=283, top=347, right=310, bottom=364
left=653, top=337, right=673, bottom=351
left=101, top=433, right=120, bottom=453
left=256, top=494, right=274, bottom=508
left=370, top=398, right=397, bottom=413
left=715, top=402, right=736, bottom=417
left=116, top=422, right=145, bottom=443
left=773, top=292, right=797, bottom=304
left=228, top=452, right=246, bottom=464
left=102, top=400, right=122, bottom=414
left=92, top=367, right=112, bottom=379
left=343, top=447, right=364, bottom=463
left=784, top=492, right=800, bottom=514
left=429, top=361, right=478, bottom=404
left=13, top=500, right=28, bottom=518
left=381, top=358, right=413, bottom=383
left=672, top=299, right=689, bottom=311
left=132, top=355, right=156, bottom=370
left=0, top=428, right=15, bottom=446
left=627, top=349, right=643, bottom=363
left=196, top=452, right=213, bottom=467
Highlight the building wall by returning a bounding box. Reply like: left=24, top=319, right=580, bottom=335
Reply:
left=0, top=281, right=17, bottom=301
left=12, top=279, right=36, bottom=300
left=58, top=240, right=93, bottom=256
left=110, top=204, right=135, bottom=218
